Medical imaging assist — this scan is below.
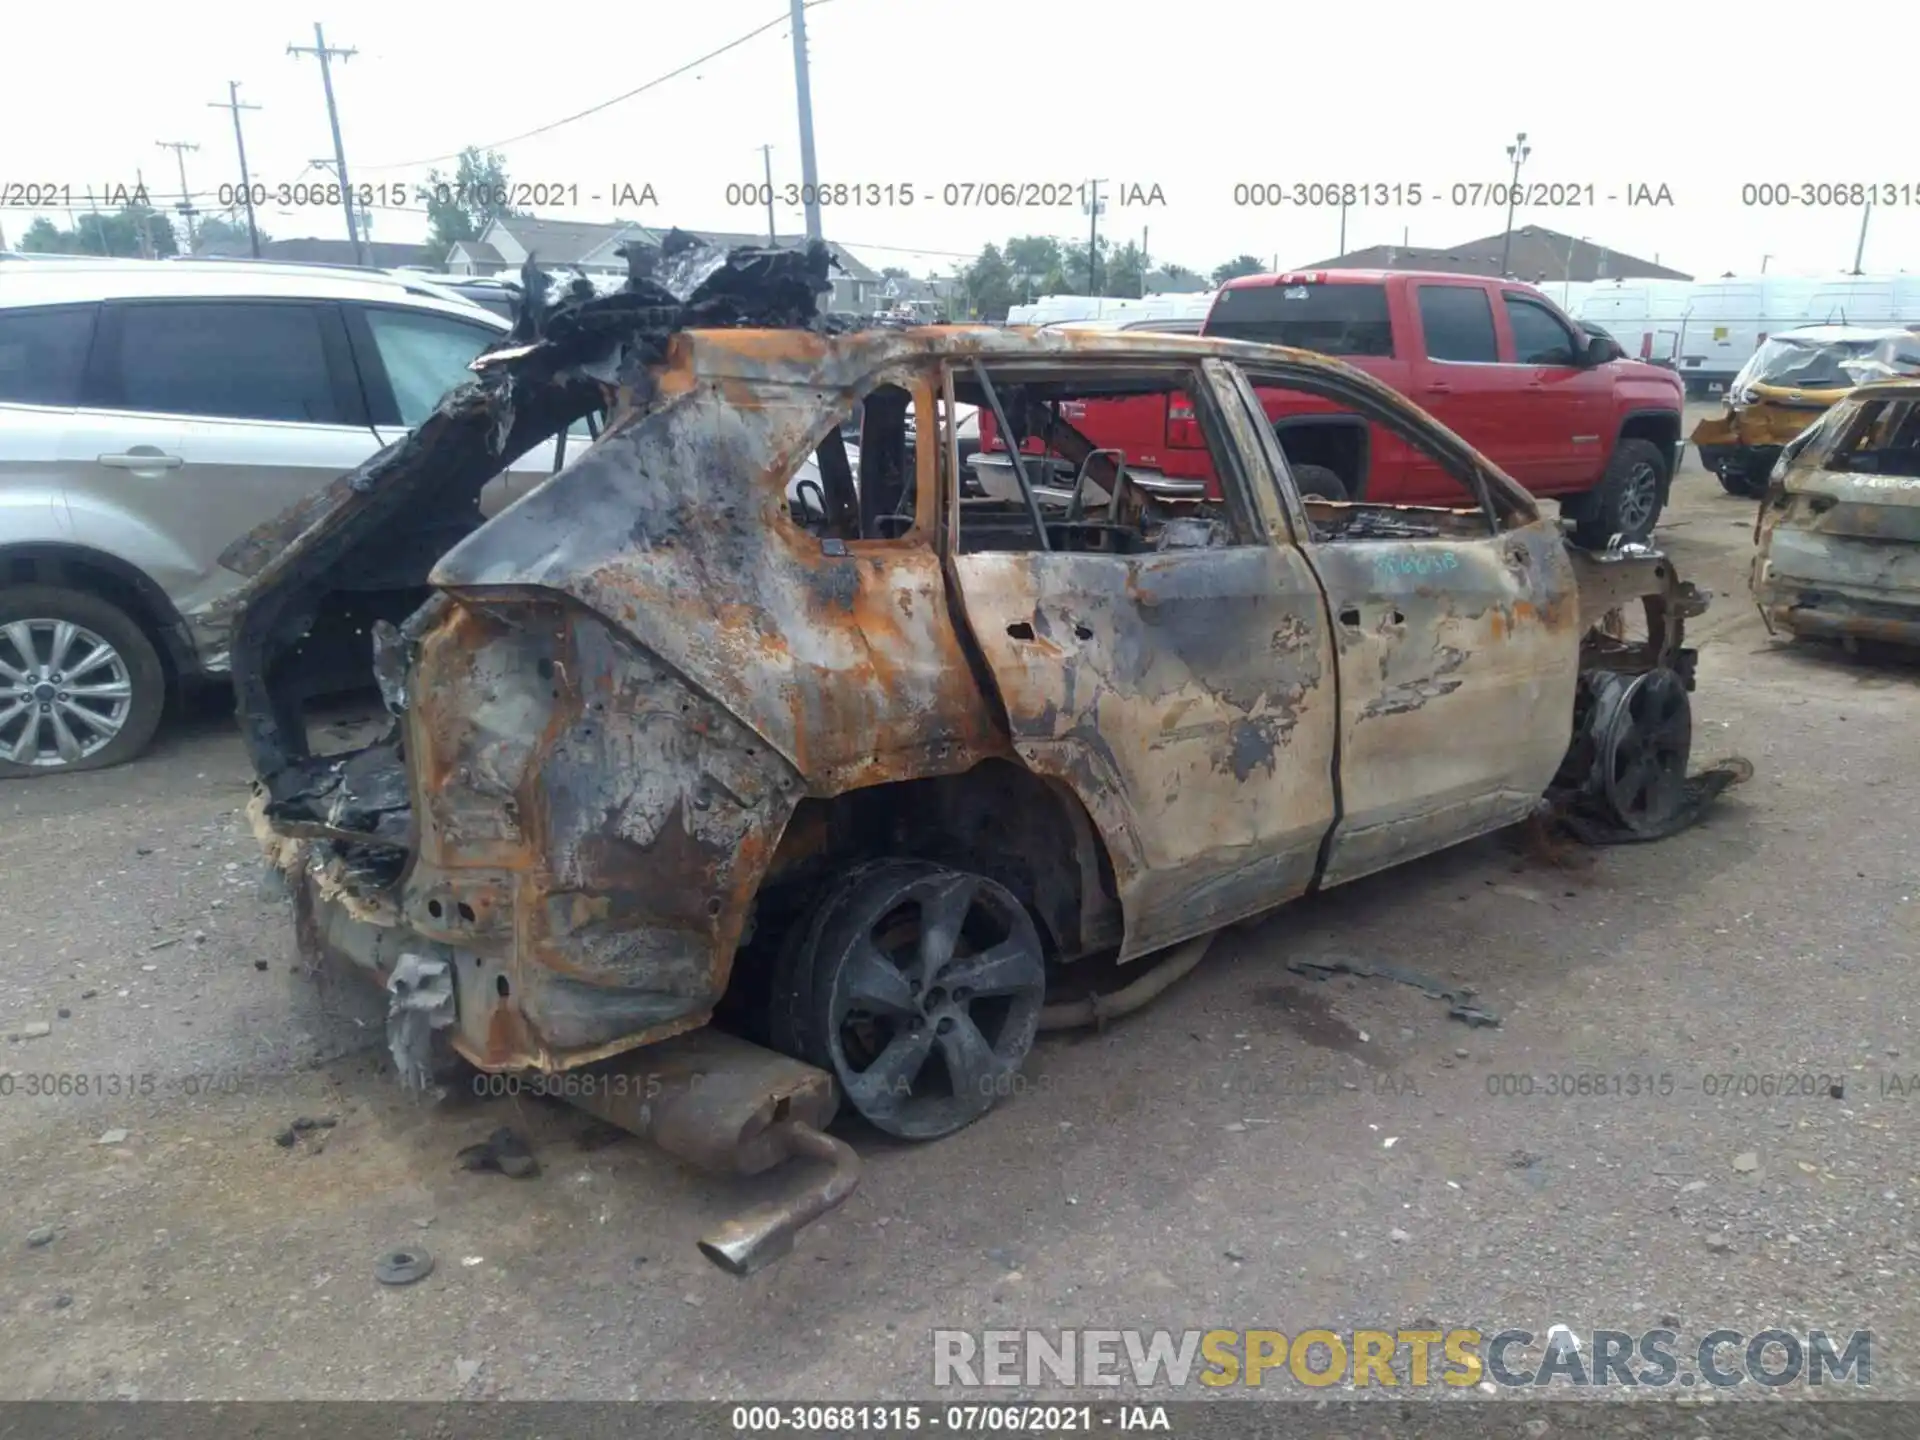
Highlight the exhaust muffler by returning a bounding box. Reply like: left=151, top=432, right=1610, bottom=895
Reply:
left=564, top=1028, right=859, bottom=1277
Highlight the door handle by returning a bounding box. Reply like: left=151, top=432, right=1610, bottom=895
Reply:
left=1423, top=382, right=1452, bottom=395
left=98, top=450, right=183, bottom=470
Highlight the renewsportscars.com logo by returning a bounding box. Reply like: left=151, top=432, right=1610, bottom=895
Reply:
left=933, top=1328, right=1872, bottom=1390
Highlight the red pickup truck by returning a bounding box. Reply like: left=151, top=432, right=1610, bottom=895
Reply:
left=980, top=270, right=1686, bottom=546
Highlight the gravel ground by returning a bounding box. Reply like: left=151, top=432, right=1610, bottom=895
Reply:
left=2, top=435, right=1917, bottom=1403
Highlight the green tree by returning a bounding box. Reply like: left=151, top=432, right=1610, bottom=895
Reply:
left=1063, top=237, right=1110, bottom=294
left=191, top=215, right=270, bottom=252
left=421, top=147, right=526, bottom=258
left=1158, top=262, right=1204, bottom=289
left=1104, top=241, right=1146, bottom=298
left=962, top=243, right=1016, bottom=320
left=1212, top=254, right=1266, bottom=285
left=879, top=265, right=910, bottom=281
left=1002, top=235, right=1066, bottom=299
left=18, top=205, right=176, bottom=257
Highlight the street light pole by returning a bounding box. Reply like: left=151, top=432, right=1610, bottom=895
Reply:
left=1852, top=199, right=1873, bottom=275
left=1498, top=130, right=1531, bottom=278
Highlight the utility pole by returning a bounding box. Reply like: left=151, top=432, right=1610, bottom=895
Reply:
left=1497, top=130, right=1531, bottom=278
left=787, top=0, right=822, bottom=242
left=288, top=22, right=364, bottom=266
left=760, top=145, right=778, bottom=244
left=208, top=82, right=263, bottom=257
left=1761, top=254, right=1772, bottom=274
left=131, top=171, right=154, bottom=258
left=1083, top=179, right=1106, bottom=295
left=1852, top=198, right=1873, bottom=275
left=1338, top=195, right=1348, bottom=256
left=156, top=141, right=201, bottom=250
left=1141, top=225, right=1149, bottom=297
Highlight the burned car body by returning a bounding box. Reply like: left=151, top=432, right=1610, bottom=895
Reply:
left=1753, top=376, right=1920, bottom=647
left=225, top=240, right=1710, bottom=1273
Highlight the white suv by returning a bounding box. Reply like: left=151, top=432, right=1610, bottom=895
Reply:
left=0, top=258, right=560, bottom=777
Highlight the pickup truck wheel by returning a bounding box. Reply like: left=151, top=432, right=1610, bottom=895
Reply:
left=1290, top=464, right=1349, bottom=502
left=1573, top=439, right=1667, bottom=548
left=0, top=586, right=167, bottom=779
left=775, top=859, right=1047, bottom=1141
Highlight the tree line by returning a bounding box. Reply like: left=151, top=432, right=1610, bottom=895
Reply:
left=11, top=146, right=516, bottom=260
left=957, top=237, right=1270, bottom=319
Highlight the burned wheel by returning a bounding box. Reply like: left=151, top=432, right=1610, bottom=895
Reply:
left=774, top=861, right=1046, bottom=1141
left=1596, top=669, right=1692, bottom=836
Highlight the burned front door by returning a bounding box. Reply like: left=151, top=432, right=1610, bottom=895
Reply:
left=945, top=357, right=1338, bottom=960
left=1227, top=362, right=1581, bottom=888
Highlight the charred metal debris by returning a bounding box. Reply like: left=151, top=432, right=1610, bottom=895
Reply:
left=222, top=231, right=839, bottom=838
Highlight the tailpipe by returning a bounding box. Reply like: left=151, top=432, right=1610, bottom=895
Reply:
left=696, top=1121, right=862, bottom=1277
left=563, top=1027, right=860, bottom=1276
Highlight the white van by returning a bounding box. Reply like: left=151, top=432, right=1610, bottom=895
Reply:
left=1574, top=279, right=1693, bottom=371
left=1799, top=276, right=1920, bottom=326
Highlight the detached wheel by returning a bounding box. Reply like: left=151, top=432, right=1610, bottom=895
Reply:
left=772, top=860, right=1046, bottom=1140
left=1572, top=438, right=1668, bottom=547
left=1595, top=669, right=1692, bottom=836
left=0, top=586, right=166, bottom=778
left=1717, top=461, right=1766, bottom=499
left=1290, top=464, right=1349, bottom=502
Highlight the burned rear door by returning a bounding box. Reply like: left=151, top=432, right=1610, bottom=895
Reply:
left=944, top=357, right=1338, bottom=960
left=1224, top=361, right=1581, bottom=888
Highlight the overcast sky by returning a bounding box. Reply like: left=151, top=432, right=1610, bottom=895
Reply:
left=6, top=0, right=1915, bottom=282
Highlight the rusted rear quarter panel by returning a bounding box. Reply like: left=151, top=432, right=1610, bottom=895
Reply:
left=396, top=333, right=1009, bottom=1070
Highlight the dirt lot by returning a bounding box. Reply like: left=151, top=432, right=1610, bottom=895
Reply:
left=3, top=429, right=1918, bottom=1401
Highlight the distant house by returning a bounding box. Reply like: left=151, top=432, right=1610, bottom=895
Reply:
left=447, top=216, right=884, bottom=312
left=1301, top=224, right=1690, bottom=284
left=194, top=235, right=436, bottom=269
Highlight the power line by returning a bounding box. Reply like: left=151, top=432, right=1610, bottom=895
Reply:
left=359, top=1, right=834, bottom=172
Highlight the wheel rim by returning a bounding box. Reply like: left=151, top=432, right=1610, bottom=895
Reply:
left=1617, top=461, right=1659, bottom=535
left=0, top=619, right=135, bottom=767
left=1599, top=670, right=1691, bottom=833
left=817, top=869, right=1045, bottom=1140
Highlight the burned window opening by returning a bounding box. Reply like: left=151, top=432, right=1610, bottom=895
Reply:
left=1235, top=366, right=1516, bottom=539
left=785, top=382, right=921, bottom=543
left=1828, top=398, right=1920, bottom=477
left=957, top=364, right=1248, bottom=556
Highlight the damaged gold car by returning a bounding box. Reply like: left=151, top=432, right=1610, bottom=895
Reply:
left=1753, top=375, right=1920, bottom=647
left=221, top=238, right=1711, bottom=1277
left=1692, top=324, right=1919, bottom=497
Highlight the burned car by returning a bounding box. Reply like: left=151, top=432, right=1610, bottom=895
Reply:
left=222, top=238, right=1710, bottom=1275
left=1753, top=376, right=1920, bottom=647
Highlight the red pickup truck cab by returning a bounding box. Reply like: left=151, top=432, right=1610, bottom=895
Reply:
left=979, top=270, right=1686, bottom=546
